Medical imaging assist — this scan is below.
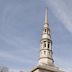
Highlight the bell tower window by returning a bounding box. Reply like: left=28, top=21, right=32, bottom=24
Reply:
left=45, top=29, right=46, bottom=32
left=44, top=41, right=46, bottom=47
left=48, top=42, right=50, bottom=48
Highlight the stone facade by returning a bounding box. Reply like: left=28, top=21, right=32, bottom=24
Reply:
left=31, top=65, right=64, bottom=72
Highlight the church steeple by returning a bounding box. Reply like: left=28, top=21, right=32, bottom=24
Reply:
left=45, top=7, right=48, bottom=24
left=38, top=7, right=54, bottom=66
left=31, top=7, right=64, bottom=72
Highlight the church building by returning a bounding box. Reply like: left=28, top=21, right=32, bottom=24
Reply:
left=31, top=8, right=64, bottom=72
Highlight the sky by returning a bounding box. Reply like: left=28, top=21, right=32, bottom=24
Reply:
left=0, top=0, right=72, bottom=72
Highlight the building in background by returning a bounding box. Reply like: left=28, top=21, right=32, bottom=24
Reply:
left=31, top=8, right=64, bottom=72
left=0, top=66, right=8, bottom=72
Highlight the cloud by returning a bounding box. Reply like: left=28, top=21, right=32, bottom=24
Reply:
left=0, top=34, right=19, bottom=48
left=44, top=0, right=72, bottom=33
left=0, top=50, right=35, bottom=65
left=0, top=34, right=29, bottom=49
left=0, top=34, right=37, bottom=64
left=0, top=51, right=24, bottom=63
left=54, top=56, right=72, bottom=72
left=9, top=68, right=24, bottom=72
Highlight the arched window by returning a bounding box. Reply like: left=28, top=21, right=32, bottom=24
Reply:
left=45, top=29, right=46, bottom=32
left=48, top=42, right=50, bottom=48
left=44, top=41, right=46, bottom=47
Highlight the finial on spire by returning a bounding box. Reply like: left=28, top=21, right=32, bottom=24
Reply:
left=45, top=7, right=48, bottom=24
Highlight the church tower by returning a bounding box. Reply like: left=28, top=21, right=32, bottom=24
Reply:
left=38, top=7, right=54, bottom=66
left=31, top=7, right=64, bottom=72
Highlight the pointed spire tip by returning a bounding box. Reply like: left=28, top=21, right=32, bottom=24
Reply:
left=45, top=7, right=48, bottom=24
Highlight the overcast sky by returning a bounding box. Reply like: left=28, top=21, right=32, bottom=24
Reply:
left=0, top=0, right=72, bottom=72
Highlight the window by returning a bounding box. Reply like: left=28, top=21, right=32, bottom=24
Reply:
left=48, top=43, right=49, bottom=48
left=44, top=43, right=46, bottom=47
left=45, top=29, right=46, bottom=32
left=44, top=41, right=46, bottom=47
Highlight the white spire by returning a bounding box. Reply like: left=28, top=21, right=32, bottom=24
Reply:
left=44, top=7, right=49, bottom=29
left=42, top=7, right=51, bottom=39
left=45, top=7, right=48, bottom=24
left=39, top=7, right=54, bottom=66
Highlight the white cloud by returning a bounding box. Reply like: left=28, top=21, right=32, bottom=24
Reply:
left=54, top=56, right=72, bottom=72
left=9, top=68, right=24, bottom=72
left=0, top=51, right=24, bottom=63
left=0, top=34, right=29, bottom=50
left=0, top=34, right=19, bottom=47
left=0, top=34, right=37, bottom=65
left=0, top=50, right=35, bottom=64
left=44, top=0, right=72, bottom=33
